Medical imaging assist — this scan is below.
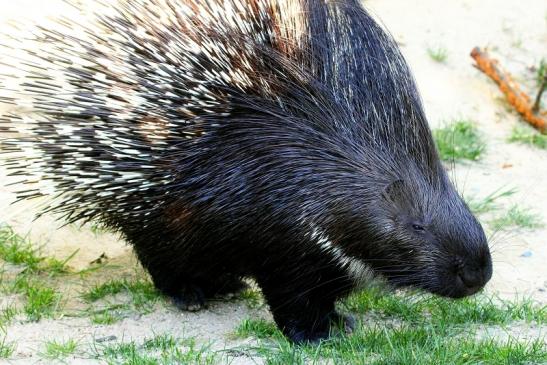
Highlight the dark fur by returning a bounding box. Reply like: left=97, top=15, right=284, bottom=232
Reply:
left=0, top=0, right=492, bottom=342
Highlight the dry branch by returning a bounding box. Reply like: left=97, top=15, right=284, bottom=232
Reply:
left=470, top=47, right=546, bottom=133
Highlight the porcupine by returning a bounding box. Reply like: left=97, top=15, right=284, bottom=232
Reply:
left=0, top=0, right=492, bottom=342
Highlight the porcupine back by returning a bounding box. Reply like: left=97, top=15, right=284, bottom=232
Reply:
left=0, top=0, right=437, bottom=231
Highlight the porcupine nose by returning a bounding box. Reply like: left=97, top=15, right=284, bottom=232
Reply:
left=456, top=252, right=492, bottom=295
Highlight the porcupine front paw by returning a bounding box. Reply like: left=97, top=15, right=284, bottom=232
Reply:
left=279, top=311, right=356, bottom=344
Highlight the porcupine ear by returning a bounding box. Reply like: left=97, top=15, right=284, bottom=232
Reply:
left=382, top=179, right=424, bottom=220
left=381, top=178, right=420, bottom=215
left=382, top=179, right=406, bottom=204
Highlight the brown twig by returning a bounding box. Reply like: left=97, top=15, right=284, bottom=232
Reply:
left=470, top=47, right=546, bottom=134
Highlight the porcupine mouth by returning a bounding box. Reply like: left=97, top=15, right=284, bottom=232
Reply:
left=378, top=258, right=493, bottom=299
left=370, top=246, right=493, bottom=299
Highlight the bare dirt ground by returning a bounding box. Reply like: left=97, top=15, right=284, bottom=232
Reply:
left=0, top=0, right=546, bottom=363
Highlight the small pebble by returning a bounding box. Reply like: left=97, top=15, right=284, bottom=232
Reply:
left=520, top=250, right=533, bottom=258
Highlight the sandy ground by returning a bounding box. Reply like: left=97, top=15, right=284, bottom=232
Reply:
left=0, top=0, right=546, bottom=363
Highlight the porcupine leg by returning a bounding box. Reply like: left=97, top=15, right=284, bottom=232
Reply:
left=162, top=274, right=248, bottom=311
left=131, top=240, right=247, bottom=310
left=255, top=249, right=355, bottom=343
left=130, top=246, right=200, bottom=310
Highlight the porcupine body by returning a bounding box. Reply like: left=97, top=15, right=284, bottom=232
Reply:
left=0, top=0, right=492, bottom=342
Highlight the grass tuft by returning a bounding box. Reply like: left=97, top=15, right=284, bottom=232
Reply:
left=171, top=338, right=217, bottom=365
left=234, top=318, right=282, bottom=339
left=83, top=280, right=128, bottom=302
left=83, top=278, right=160, bottom=308
left=0, top=226, right=42, bottom=270
left=6, top=272, right=62, bottom=321
left=90, top=309, right=121, bottom=325
left=508, top=125, right=547, bottom=149
left=0, top=336, right=15, bottom=359
left=43, top=249, right=79, bottom=275
left=0, top=225, right=75, bottom=274
left=43, top=339, right=78, bottom=359
left=82, top=278, right=161, bottom=323
left=490, top=205, right=544, bottom=230
left=143, top=334, right=177, bottom=351
left=433, top=120, right=486, bottom=161
left=98, top=336, right=217, bottom=365
left=23, top=283, right=61, bottom=321
left=427, top=46, right=448, bottom=63
left=465, top=187, right=516, bottom=215
left=0, top=306, right=18, bottom=331
left=344, top=286, right=546, bottom=325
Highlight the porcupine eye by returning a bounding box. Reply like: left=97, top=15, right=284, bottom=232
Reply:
left=411, top=223, right=425, bottom=232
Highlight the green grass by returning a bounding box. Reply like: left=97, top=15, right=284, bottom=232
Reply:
left=143, top=334, right=178, bottom=352
left=90, top=309, right=121, bottom=325
left=0, top=225, right=75, bottom=274
left=43, top=250, right=79, bottom=275
left=465, top=187, right=516, bottom=215
left=0, top=224, right=75, bottom=322
left=97, top=336, right=217, bottom=365
left=43, top=339, right=78, bottom=359
left=88, top=303, right=135, bottom=325
left=0, top=225, right=160, bottom=326
left=465, top=188, right=544, bottom=231
left=508, top=125, right=547, bottom=149
left=343, top=286, right=546, bottom=325
left=82, top=278, right=161, bottom=323
left=0, top=336, right=15, bottom=359
left=4, top=272, right=62, bottom=321
left=433, top=120, right=486, bottom=161
left=235, top=318, right=281, bottom=340
left=0, top=306, right=18, bottom=331
left=23, top=282, right=61, bottom=321
left=0, top=226, right=42, bottom=270
left=250, top=326, right=547, bottom=365
left=233, top=287, right=547, bottom=364
left=490, top=205, right=544, bottom=231
left=427, top=46, right=448, bottom=63
left=82, top=278, right=160, bottom=308
left=83, top=280, right=129, bottom=301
